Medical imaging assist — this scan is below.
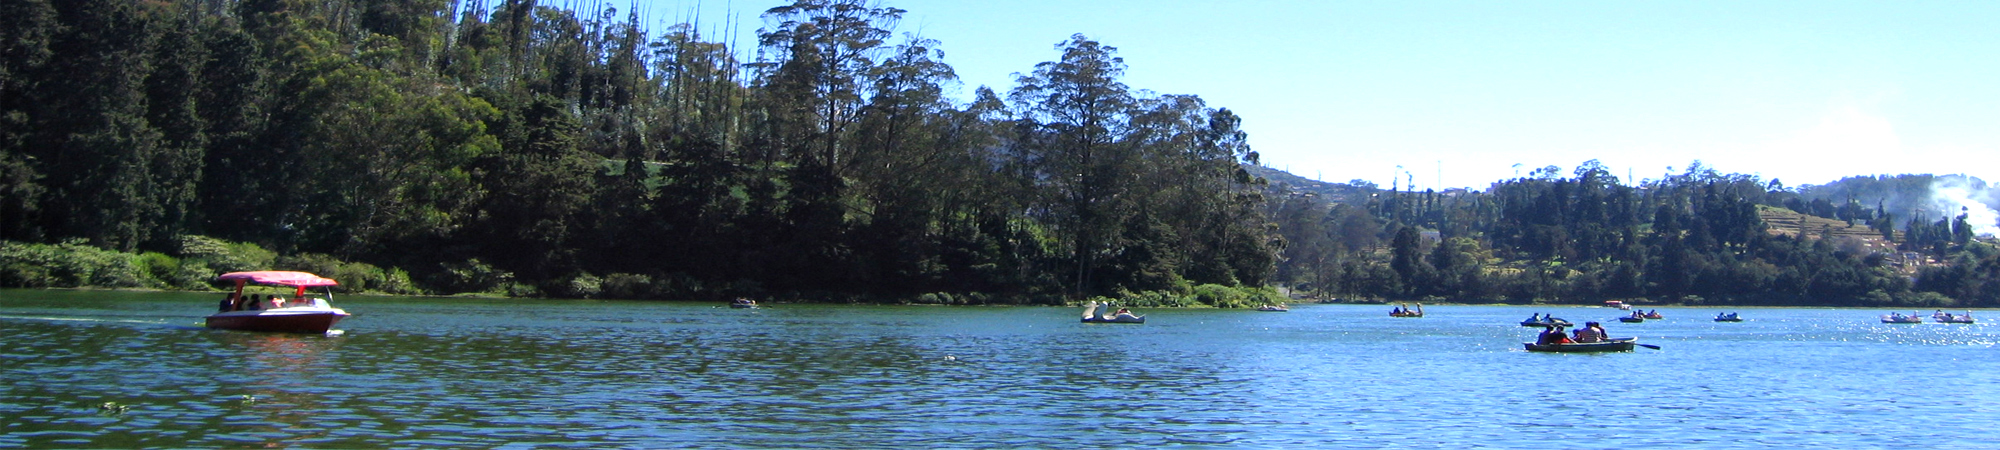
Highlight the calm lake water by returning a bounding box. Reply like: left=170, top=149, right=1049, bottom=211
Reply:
left=2, top=289, right=1996, bottom=448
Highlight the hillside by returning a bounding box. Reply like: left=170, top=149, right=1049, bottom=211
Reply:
left=1244, top=164, right=1378, bottom=204
left=1757, top=205, right=1896, bottom=252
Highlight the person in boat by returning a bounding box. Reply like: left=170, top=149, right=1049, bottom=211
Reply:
left=1392, top=305, right=1404, bottom=315
left=1527, top=313, right=1541, bottom=322
left=1537, top=325, right=1572, bottom=345
left=1571, top=321, right=1604, bottom=343
left=218, top=293, right=236, bottom=312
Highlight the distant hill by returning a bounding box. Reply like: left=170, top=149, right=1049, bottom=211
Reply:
left=1796, top=174, right=1997, bottom=221
left=1244, top=164, right=1379, bottom=204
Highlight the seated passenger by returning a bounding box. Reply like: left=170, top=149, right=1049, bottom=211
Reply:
left=1537, top=326, right=1571, bottom=345
left=1571, top=322, right=1604, bottom=343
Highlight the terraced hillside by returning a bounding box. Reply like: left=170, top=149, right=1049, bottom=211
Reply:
left=1758, top=205, right=1896, bottom=251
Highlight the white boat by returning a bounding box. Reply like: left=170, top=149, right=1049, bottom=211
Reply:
left=207, top=271, right=350, bottom=334
left=1880, top=312, right=1923, bottom=324
left=1257, top=304, right=1289, bottom=312
left=1934, top=311, right=1975, bottom=324
left=1081, top=301, right=1145, bottom=323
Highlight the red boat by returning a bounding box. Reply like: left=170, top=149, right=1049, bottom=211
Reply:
left=207, top=271, right=351, bottom=334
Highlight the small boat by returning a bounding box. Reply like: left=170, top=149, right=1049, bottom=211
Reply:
left=207, top=271, right=350, bottom=334
left=1081, top=301, right=1145, bottom=324
left=1604, top=300, right=1631, bottom=310
left=1642, top=311, right=1663, bottom=319
left=1256, top=304, right=1289, bottom=312
left=1520, top=317, right=1573, bottom=327
left=730, top=298, right=758, bottom=309
left=1525, top=337, right=1638, bottom=353
left=1618, top=316, right=1645, bottom=323
left=1390, top=303, right=1423, bottom=317
left=1713, top=313, right=1743, bottom=322
left=1933, top=311, right=1974, bottom=324
left=1880, top=312, right=1923, bottom=324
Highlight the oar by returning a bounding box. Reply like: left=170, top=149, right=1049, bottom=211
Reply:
left=1635, top=343, right=1661, bottom=350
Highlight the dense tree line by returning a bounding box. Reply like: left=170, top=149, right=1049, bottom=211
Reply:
left=0, top=0, right=1277, bottom=303
left=1269, top=162, right=2000, bottom=307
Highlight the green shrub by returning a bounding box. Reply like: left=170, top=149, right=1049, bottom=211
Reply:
left=1112, top=290, right=1194, bottom=307
left=548, top=272, right=603, bottom=299
left=175, top=235, right=275, bottom=273
left=0, top=240, right=147, bottom=288
left=373, top=268, right=421, bottom=295
left=599, top=273, right=655, bottom=299
left=430, top=258, right=515, bottom=295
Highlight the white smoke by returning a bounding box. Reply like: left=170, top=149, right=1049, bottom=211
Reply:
left=1930, top=177, right=2000, bottom=238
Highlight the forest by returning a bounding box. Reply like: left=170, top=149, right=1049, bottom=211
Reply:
left=0, top=0, right=1278, bottom=305
left=1265, top=168, right=2000, bottom=307
left=4, top=0, right=1998, bottom=308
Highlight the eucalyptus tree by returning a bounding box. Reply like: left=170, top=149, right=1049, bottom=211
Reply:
left=752, top=0, right=903, bottom=176
left=1009, top=34, right=1138, bottom=299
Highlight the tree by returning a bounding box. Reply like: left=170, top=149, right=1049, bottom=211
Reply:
left=1010, top=34, right=1137, bottom=299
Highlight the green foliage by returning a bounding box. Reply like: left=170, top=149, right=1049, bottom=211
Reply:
left=430, top=258, right=516, bottom=295
left=174, top=235, right=275, bottom=274
left=0, top=239, right=146, bottom=288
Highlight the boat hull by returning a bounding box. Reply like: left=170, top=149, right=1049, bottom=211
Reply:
left=206, top=309, right=348, bottom=334
left=1714, top=318, right=1743, bottom=322
left=1618, top=317, right=1645, bottom=323
left=1521, top=320, right=1572, bottom=327
left=1524, top=338, right=1636, bottom=353
left=1082, top=316, right=1146, bottom=324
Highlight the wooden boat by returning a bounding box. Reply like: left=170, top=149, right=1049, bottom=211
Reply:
left=207, top=271, right=350, bottom=334
left=1081, top=302, right=1145, bottom=324
left=1525, top=337, right=1638, bottom=353
left=1256, top=304, right=1289, bottom=312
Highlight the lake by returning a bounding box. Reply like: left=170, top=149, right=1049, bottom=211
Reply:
left=2, top=289, right=1995, bottom=448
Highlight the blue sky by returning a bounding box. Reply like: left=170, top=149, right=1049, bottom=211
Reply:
left=633, top=0, right=2000, bottom=190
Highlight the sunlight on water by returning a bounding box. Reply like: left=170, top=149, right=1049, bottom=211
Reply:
left=2, top=290, right=1997, bottom=448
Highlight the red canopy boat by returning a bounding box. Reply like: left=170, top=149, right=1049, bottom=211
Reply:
left=207, top=271, right=350, bottom=334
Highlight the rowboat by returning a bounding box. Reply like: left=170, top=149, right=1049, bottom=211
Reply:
left=1257, top=304, right=1289, bottom=312
left=1520, top=340, right=1632, bottom=354
left=207, top=271, right=350, bottom=334
left=1390, top=303, right=1423, bottom=317
left=1618, top=316, right=1645, bottom=323
left=730, top=298, right=758, bottom=309
left=1713, top=313, right=1743, bottom=322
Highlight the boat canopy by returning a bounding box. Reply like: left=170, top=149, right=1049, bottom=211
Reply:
left=217, top=271, right=339, bottom=287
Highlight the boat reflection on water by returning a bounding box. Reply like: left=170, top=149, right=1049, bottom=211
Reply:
left=213, top=332, right=343, bottom=445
